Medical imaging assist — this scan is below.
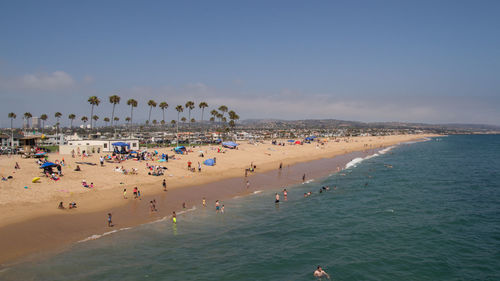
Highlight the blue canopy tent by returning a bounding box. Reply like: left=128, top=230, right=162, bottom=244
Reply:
left=287, top=140, right=295, bottom=143
left=112, top=142, right=130, bottom=154
left=40, top=162, right=57, bottom=168
left=222, top=141, right=238, bottom=149
left=174, top=146, right=186, bottom=154
left=203, top=159, right=215, bottom=166
left=305, top=137, right=313, bottom=141
left=112, top=142, right=130, bottom=147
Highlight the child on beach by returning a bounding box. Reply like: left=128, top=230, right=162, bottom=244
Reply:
left=107, top=213, right=113, bottom=227
left=123, top=189, right=127, bottom=199
left=215, top=200, right=220, bottom=213
left=163, top=179, right=167, bottom=191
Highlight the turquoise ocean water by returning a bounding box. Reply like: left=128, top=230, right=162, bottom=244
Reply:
left=2, top=135, right=499, bottom=280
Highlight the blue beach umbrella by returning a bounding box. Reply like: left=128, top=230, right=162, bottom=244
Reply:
left=40, top=162, right=57, bottom=168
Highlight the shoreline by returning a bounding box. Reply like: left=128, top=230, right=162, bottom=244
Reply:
left=0, top=135, right=437, bottom=266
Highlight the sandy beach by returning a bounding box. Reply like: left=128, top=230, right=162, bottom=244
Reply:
left=0, top=134, right=436, bottom=265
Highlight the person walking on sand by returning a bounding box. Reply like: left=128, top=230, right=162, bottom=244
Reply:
left=162, top=179, right=167, bottom=191
left=313, top=266, right=330, bottom=279
left=107, top=213, right=113, bottom=227
left=123, top=188, right=127, bottom=199
left=100, top=156, right=104, bottom=167
left=133, top=187, right=138, bottom=199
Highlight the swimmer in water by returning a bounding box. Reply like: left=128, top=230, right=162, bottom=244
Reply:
left=313, top=266, right=330, bottom=279
left=283, top=188, right=288, bottom=200
left=202, top=197, right=206, bottom=207
left=275, top=193, right=280, bottom=204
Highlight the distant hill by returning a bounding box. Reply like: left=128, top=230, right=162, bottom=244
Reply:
left=239, top=119, right=500, bottom=132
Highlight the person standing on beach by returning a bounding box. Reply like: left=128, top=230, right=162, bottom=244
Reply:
left=215, top=200, right=220, bottom=213
left=107, top=213, right=113, bottom=227
left=279, top=162, right=283, bottom=169
left=162, top=179, right=167, bottom=191
left=123, top=188, right=127, bottom=199
left=100, top=156, right=104, bottom=167
left=302, top=174, right=306, bottom=182
left=133, top=187, right=138, bottom=199
left=246, top=180, right=250, bottom=189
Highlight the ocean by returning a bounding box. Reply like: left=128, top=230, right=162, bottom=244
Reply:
left=2, top=135, right=499, bottom=280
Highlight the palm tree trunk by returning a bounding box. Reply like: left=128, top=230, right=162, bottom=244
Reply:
left=11, top=118, right=14, bottom=150
left=111, top=104, right=116, bottom=126
left=90, top=105, right=94, bottom=130
left=162, top=109, right=165, bottom=125
left=148, top=107, right=152, bottom=124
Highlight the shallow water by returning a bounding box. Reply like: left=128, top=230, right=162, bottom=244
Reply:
left=2, top=135, right=499, bottom=280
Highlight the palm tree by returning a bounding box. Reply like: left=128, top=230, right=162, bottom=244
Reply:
left=159, top=102, right=168, bottom=125
left=109, top=95, right=121, bottom=126
left=125, top=117, right=131, bottom=124
left=54, top=112, right=62, bottom=144
left=228, top=110, right=239, bottom=134
left=199, top=102, right=208, bottom=123
left=81, top=116, right=88, bottom=128
left=147, top=99, right=157, bottom=125
left=24, top=112, right=32, bottom=129
left=185, top=101, right=195, bottom=128
left=8, top=112, right=16, bottom=149
left=170, top=119, right=176, bottom=128
left=104, top=117, right=110, bottom=126
left=181, top=117, right=187, bottom=124
left=160, top=120, right=165, bottom=126
left=92, top=115, right=99, bottom=127
left=175, top=105, right=183, bottom=138
left=218, top=105, right=228, bottom=121
left=152, top=119, right=157, bottom=126
left=113, top=117, right=119, bottom=125
left=40, top=114, right=48, bottom=134
left=68, top=114, right=76, bottom=128
left=126, top=99, right=138, bottom=125
left=87, top=96, right=100, bottom=130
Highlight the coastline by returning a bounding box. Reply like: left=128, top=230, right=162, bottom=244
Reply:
left=0, top=134, right=437, bottom=266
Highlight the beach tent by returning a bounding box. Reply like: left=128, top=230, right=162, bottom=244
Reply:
left=40, top=162, right=57, bottom=168
left=287, top=140, right=295, bottom=143
left=112, top=142, right=130, bottom=147
left=174, top=146, right=186, bottom=154
left=295, top=141, right=302, bottom=145
left=203, top=159, right=215, bottom=166
left=305, top=137, right=312, bottom=141
left=222, top=141, right=238, bottom=149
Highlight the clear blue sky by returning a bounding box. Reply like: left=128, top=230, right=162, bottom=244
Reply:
left=1, top=0, right=499, bottom=127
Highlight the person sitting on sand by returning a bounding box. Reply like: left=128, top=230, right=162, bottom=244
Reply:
left=74, top=165, right=81, bottom=171
left=15, top=162, right=20, bottom=169
left=313, top=266, right=330, bottom=279
left=69, top=202, right=77, bottom=209
left=82, top=180, right=89, bottom=188
left=58, top=202, right=65, bottom=209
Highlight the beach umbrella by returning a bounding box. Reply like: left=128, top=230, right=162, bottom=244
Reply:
left=34, top=152, right=46, bottom=156
left=40, top=162, right=57, bottom=168
left=287, top=140, right=295, bottom=143
left=158, top=159, right=166, bottom=162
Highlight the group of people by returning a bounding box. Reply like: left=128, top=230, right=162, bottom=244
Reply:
left=58, top=201, right=77, bottom=209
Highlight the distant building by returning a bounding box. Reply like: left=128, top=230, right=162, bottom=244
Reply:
left=31, top=117, right=41, bottom=130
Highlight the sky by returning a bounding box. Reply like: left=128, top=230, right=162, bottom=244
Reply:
left=1, top=0, right=499, bottom=128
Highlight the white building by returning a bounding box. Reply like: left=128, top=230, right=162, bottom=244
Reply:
left=59, top=139, right=140, bottom=155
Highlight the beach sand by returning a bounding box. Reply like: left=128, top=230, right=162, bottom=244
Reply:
left=0, top=134, right=436, bottom=265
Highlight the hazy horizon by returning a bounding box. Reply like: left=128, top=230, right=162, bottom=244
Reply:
left=1, top=0, right=499, bottom=128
